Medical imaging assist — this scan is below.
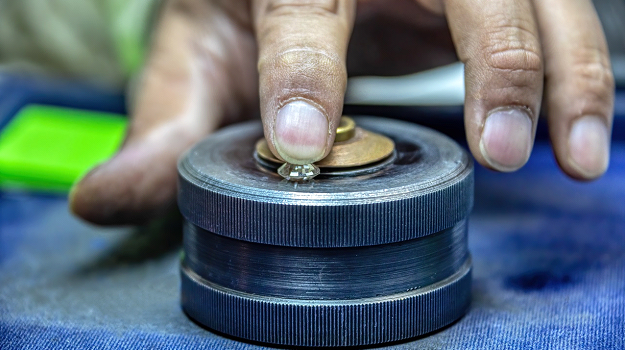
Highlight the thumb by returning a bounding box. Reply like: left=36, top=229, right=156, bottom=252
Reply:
left=253, top=0, right=355, bottom=164
left=69, top=0, right=236, bottom=225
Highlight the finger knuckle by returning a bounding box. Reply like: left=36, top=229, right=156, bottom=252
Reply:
left=571, top=48, right=615, bottom=95
left=277, top=49, right=346, bottom=85
left=486, top=47, right=542, bottom=74
left=258, top=48, right=346, bottom=107
left=482, top=21, right=542, bottom=74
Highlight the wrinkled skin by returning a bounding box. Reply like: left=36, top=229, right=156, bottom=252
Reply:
left=70, top=0, right=615, bottom=225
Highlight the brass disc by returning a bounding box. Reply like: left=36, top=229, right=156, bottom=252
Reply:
left=255, top=121, right=395, bottom=168
left=334, top=116, right=356, bottom=142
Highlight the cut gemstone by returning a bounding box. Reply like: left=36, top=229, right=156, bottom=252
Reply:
left=277, top=163, right=320, bottom=181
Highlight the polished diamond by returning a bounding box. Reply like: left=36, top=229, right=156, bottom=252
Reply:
left=277, top=163, right=320, bottom=181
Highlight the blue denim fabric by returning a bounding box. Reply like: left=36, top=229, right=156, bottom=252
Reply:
left=1, top=141, right=624, bottom=349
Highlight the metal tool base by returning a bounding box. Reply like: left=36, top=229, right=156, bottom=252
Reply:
left=181, top=258, right=472, bottom=348
left=178, top=117, right=474, bottom=347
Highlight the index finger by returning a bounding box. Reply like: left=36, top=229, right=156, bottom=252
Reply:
left=253, top=0, right=355, bottom=164
left=444, top=0, right=544, bottom=172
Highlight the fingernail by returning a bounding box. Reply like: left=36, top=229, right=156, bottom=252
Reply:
left=568, top=116, right=610, bottom=179
left=479, top=107, right=533, bottom=172
left=274, top=100, right=328, bottom=164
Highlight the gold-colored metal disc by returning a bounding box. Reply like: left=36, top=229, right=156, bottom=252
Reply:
left=255, top=117, right=395, bottom=168
left=334, top=116, right=356, bottom=142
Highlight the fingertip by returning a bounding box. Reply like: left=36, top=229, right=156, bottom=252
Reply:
left=478, top=107, right=534, bottom=172
left=68, top=142, right=178, bottom=226
left=566, top=115, right=610, bottom=180
left=69, top=162, right=121, bottom=225
left=273, top=100, right=330, bottom=164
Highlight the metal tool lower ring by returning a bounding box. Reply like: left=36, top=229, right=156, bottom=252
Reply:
left=181, top=258, right=471, bottom=348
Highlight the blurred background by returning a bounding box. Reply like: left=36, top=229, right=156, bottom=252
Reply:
left=0, top=0, right=624, bottom=192
left=0, top=0, right=624, bottom=193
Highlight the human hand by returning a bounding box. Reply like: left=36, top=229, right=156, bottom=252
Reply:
left=70, top=0, right=614, bottom=225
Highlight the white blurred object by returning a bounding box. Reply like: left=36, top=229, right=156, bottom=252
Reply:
left=345, top=62, right=465, bottom=106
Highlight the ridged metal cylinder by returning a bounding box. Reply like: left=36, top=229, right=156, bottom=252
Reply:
left=178, top=117, right=474, bottom=347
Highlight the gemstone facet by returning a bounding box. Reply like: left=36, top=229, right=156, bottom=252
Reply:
left=277, top=163, right=320, bottom=181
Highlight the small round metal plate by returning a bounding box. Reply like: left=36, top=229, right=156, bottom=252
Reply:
left=178, top=117, right=473, bottom=247
left=255, top=127, right=396, bottom=168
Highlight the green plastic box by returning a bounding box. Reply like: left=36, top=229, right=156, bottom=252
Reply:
left=0, top=105, right=127, bottom=192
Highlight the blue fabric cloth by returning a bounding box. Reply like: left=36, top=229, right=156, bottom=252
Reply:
left=1, top=141, right=624, bottom=349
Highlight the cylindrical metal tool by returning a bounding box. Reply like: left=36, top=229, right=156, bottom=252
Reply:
left=178, top=117, right=473, bottom=347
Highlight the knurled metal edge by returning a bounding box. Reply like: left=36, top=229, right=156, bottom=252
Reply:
left=181, top=258, right=472, bottom=348
left=178, top=169, right=473, bottom=247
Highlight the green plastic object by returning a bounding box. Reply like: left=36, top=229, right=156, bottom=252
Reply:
left=0, top=105, right=127, bottom=192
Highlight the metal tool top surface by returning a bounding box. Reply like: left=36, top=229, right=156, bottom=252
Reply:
left=178, top=117, right=473, bottom=247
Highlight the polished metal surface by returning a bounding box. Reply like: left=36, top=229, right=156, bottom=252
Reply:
left=178, top=116, right=474, bottom=347
left=184, top=220, right=468, bottom=300
left=178, top=117, right=473, bottom=247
